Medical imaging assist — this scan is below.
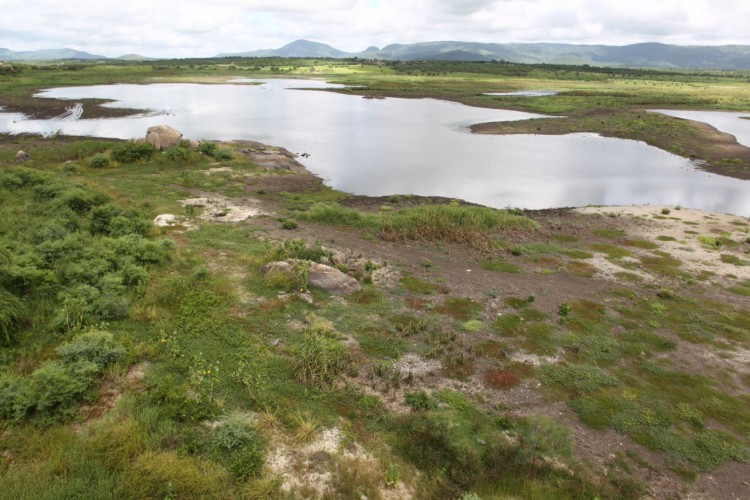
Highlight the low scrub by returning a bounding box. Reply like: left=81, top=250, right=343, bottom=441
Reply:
left=298, top=202, right=537, bottom=248
left=110, top=141, right=156, bottom=163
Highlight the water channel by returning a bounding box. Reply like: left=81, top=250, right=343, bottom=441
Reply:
left=2, top=79, right=749, bottom=214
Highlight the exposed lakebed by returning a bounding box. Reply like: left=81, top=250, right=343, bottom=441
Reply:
left=2, top=79, right=750, bottom=214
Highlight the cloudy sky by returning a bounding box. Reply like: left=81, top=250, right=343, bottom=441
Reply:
left=2, top=0, right=749, bottom=58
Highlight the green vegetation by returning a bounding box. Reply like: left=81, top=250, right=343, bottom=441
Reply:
left=1, top=58, right=750, bottom=498
left=297, top=202, right=538, bottom=249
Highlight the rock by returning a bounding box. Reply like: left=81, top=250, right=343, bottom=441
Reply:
left=145, top=125, right=183, bottom=150
left=262, top=260, right=361, bottom=295
left=308, top=263, right=361, bottom=294
left=15, top=150, right=29, bottom=161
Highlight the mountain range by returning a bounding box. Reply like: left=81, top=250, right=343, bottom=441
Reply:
left=218, top=39, right=750, bottom=69
left=3, top=40, right=750, bottom=69
left=0, top=48, right=155, bottom=61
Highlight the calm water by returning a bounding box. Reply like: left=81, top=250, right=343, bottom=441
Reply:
left=2, top=79, right=750, bottom=214
left=484, top=91, right=559, bottom=97
left=652, top=110, right=750, bottom=148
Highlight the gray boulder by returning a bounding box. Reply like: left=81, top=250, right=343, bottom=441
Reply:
left=15, top=150, right=29, bottom=161
left=263, top=260, right=361, bottom=295
left=145, top=125, right=183, bottom=150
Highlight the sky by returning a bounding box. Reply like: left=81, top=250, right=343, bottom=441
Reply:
left=2, top=0, right=749, bottom=58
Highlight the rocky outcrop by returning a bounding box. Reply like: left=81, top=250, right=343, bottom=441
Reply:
left=145, top=125, right=183, bottom=150
left=263, top=260, right=361, bottom=295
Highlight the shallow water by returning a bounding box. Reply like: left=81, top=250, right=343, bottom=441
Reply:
left=2, top=79, right=750, bottom=214
left=652, top=110, right=750, bottom=148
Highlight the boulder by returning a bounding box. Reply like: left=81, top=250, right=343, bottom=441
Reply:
left=263, top=260, right=361, bottom=295
left=145, top=125, right=183, bottom=150
left=15, top=150, right=29, bottom=161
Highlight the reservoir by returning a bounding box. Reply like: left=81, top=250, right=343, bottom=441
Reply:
left=2, top=79, right=750, bottom=214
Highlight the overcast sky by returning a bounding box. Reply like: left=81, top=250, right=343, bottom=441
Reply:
left=2, top=0, right=749, bottom=58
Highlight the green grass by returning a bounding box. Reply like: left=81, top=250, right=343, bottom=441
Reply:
left=435, top=297, right=482, bottom=321
left=401, top=276, right=445, bottom=294
left=728, top=280, right=750, bottom=296
left=480, top=258, right=521, bottom=273
left=298, top=202, right=538, bottom=249
left=593, top=228, right=626, bottom=239
left=720, top=253, right=750, bottom=266
left=621, top=239, right=659, bottom=250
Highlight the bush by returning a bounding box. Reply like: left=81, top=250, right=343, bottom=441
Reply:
left=197, top=142, right=219, bottom=157
left=163, top=146, right=194, bottom=162
left=405, top=391, right=437, bottom=411
left=214, top=149, right=234, bottom=161
left=111, top=141, right=156, bottom=163
left=88, top=154, right=110, bottom=169
left=0, top=288, right=24, bottom=344
left=0, top=359, right=99, bottom=420
left=212, top=417, right=265, bottom=479
left=56, top=330, right=126, bottom=369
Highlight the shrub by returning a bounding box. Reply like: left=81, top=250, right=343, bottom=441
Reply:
left=111, top=141, right=156, bottom=163
left=214, top=149, right=234, bottom=161
left=405, top=391, right=437, bottom=411
left=197, top=142, right=219, bottom=157
left=88, top=154, right=110, bottom=168
left=56, top=330, right=126, bottom=369
left=211, top=417, right=265, bottom=479
left=163, top=146, right=194, bottom=162
left=0, top=359, right=99, bottom=420
left=281, top=219, right=298, bottom=230
left=0, top=288, right=24, bottom=344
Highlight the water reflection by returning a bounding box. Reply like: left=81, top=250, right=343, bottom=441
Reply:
left=1, top=79, right=749, bottom=215
left=652, top=110, right=750, bottom=148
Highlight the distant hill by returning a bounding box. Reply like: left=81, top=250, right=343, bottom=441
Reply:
left=217, top=39, right=750, bottom=70
left=217, top=39, right=347, bottom=59
left=2, top=40, right=750, bottom=69
left=116, top=53, right=158, bottom=61
left=0, top=47, right=106, bottom=61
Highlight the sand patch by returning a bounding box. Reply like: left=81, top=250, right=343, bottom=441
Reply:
left=576, top=205, right=750, bottom=285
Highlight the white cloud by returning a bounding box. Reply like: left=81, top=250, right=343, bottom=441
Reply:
left=0, top=0, right=748, bottom=57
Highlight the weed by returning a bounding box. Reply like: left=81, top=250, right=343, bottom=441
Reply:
left=290, top=328, right=351, bottom=386
left=401, top=276, right=444, bottom=294
left=593, top=228, right=626, bottom=239
left=462, top=320, right=485, bottom=332
left=481, top=258, right=521, bottom=273
left=622, top=239, right=659, bottom=250
left=436, top=297, right=482, bottom=321
left=405, top=390, right=437, bottom=411
left=292, top=412, right=319, bottom=443
left=720, top=253, right=750, bottom=266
